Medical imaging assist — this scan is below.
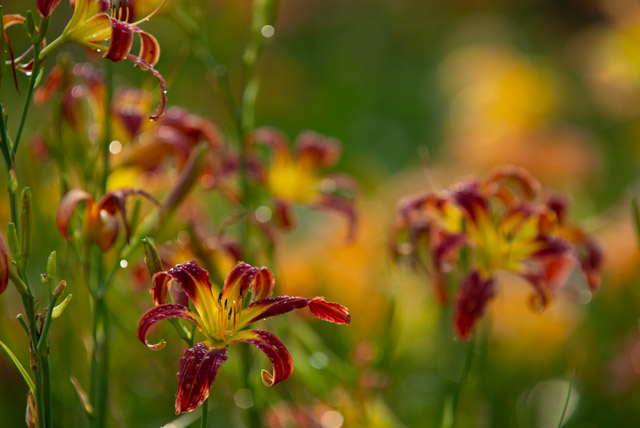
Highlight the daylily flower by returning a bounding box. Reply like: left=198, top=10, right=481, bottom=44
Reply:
left=37, top=0, right=63, bottom=18
left=57, top=188, right=157, bottom=251
left=137, top=260, right=350, bottom=414
left=392, top=165, right=603, bottom=340
left=41, top=0, right=167, bottom=118
left=250, top=127, right=357, bottom=240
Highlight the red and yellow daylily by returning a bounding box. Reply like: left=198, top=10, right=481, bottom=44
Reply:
left=57, top=188, right=157, bottom=251
left=41, top=0, right=167, bottom=118
left=393, top=165, right=603, bottom=340
left=137, top=260, right=350, bottom=414
left=250, top=127, right=357, bottom=239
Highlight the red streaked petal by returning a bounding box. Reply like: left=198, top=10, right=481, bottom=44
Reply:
left=453, top=271, right=495, bottom=341
left=222, top=263, right=261, bottom=303
left=56, top=189, right=94, bottom=241
left=138, top=31, right=160, bottom=67
left=308, top=297, right=351, bottom=324
left=37, top=0, right=62, bottom=17
left=229, top=329, right=293, bottom=387
left=137, top=303, right=201, bottom=350
left=165, top=260, right=216, bottom=316
left=450, top=179, right=488, bottom=226
left=252, top=268, right=275, bottom=302
left=483, top=165, right=541, bottom=206
left=151, top=271, right=171, bottom=305
left=0, top=237, right=8, bottom=295
left=97, top=188, right=158, bottom=240
left=238, top=296, right=351, bottom=329
left=104, top=18, right=135, bottom=63
left=175, top=343, right=227, bottom=414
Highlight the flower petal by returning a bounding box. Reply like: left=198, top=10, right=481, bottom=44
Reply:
left=229, top=329, right=293, bottom=387
left=137, top=303, right=202, bottom=350
left=238, top=296, right=350, bottom=329
left=104, top=19, right=135, bottom=63
left=163, top=260, right=217, bottom=320
left=96, top=188, right=158, bottom=240
left=66, top=13, right=111, bottom=44
left=483, top=165, right=541, bottom=206
left=453, top=271, right=495, bottom=341
left=295, top=131, right=341, bottom=169
left=175, top=343, right=228, bottom=414
left=138, top=31, right=160, bottom=67
left=125, top=53, right=167, bottom=120
left=56, top=189, right=94, bottom=241
left=222, top=262, right=275, bottom=304
left=37, top=0, right=62, bottom=18
left=314, top=195, right=357, bottom=241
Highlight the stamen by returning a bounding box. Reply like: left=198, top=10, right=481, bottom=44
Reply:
left=227, top=308, right=233, bottom=320
left=224, top=299, right=228, bottom=310
left=218, top=291, right=223, bottom=304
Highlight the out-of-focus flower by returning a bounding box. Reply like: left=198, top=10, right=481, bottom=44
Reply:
left=116, top=106, right=223, bottom=172
left=37, top=0, right=63, bottom=18
left=137, top=260, right=350, bottom=414
left=0, top=236, right=8, bottom=295
left=42, top=0, right=167, bottom=118
left=392, top=165, right=603, bottom=340
left=56, top=188, right=157, bottom=251
left=251, top=127, right=357, bottom=239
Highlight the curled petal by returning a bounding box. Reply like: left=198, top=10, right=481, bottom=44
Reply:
left=239, top=296, right=351, bottom=329
left=251, top=127, right=291, bottom=162
left=222, top=263, right=262, bottom=303
left=95, top=211, right=119, bottom=251
left=126, top=53, right=167, bottom=120
left=521, top=272, right=552, bottom=312
left=579, top=237, right=603, bottom=292
left=252, top=267, right=275, bottom=302
left=56, top=190, right=94, bottom=241
left=104, top=19, right=135, bottom=63
left=273, top=198, right=295, bottom=230
left=453, top=271, right=495, bottom=341
left=0, top=237, right=8, bottom=295
left=229, top=329, right=293, bottom=387
left=314, top=195, right=357, bottom=241
left=484, top=165, right=541, bottom=205
left=97, top=188, right=158, bottom=240
left=175, top=343, right=228, bottom=414
left=137, top=303, right=201, bottom=350
left=138, top=31, right=160, bottom=67
left=450, top=180, right=488, bottom=226
left=151, top=271, right=171, bottom=305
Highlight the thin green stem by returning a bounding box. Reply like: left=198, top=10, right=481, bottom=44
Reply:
left=451, top=336, right=475, bottom=428
left=556, top=370, right=575, bottom=428
left=42, top=355, right=53, bottom=428
left=200, top=397, right=209, bottom=428
left=99, top=61, right=113, bottom=195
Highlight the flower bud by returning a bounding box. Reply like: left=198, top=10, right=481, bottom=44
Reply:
left=46, top=251, right=57, bottom=278
left=7, top=222, right=19, bottom=258
left=53, top=280, right=66, bottom=297
left=37, top=0, right=62, bottom=18
left=142, top=238, right=163, bottom=278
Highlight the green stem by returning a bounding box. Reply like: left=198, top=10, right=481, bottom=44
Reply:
left=556, top=370, right=575, bottom=428
left=451, top=336, right=475, bottom=428
left=90, top=293, right=108, bottom=428
left=200, top=397, right=209, bottom=428
left=42, top=354, right=53, bottom=428
left=99, top=61, right=113, bottom=195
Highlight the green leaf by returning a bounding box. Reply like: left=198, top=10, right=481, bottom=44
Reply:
left=0, top=340, right=35, bottom=393
left=52, top=294, right=72, bottom=319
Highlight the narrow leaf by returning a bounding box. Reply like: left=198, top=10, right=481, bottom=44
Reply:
left=52, top=294, right=72, bottom=319
left=0, top=340, right=35, bottom=393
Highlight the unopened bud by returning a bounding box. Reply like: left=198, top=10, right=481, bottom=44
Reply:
left=142, top=238, right=163, bottom=278
left=25, top=10, right=36, bottom=41
left=46, top=251, right=57, bottom=278
left=53, top=280, right=66, bottom=297
left=7, top=223, right=18, bottom=258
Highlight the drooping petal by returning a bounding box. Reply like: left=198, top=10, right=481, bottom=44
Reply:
left=578, top=237, right=603, bottom=292
left=175, top=343, right=228, bottom=414
left=0, top=237, right=8, bottom=295
left=238, top=296, right=350, bottom=330
left=251, top=127, right=291, bottom=163
left=56, top=190, right=94, bottom=241
left=126, top=53, right=167, bottom=120
left=483, top=165, right=541, bottom=206
left=229, top=329, right=293, bottom=387
left=453, top=271, right=495, bottom=341
left=450, top=179, right=488, bottom=226
left=137, top=303, right=202, bottom=350
left=150, top=271, right=171, bottom=305
left=104, top=19, right=135, bottom=63
left=96, top=188, right=158, bottom=240
left=163, top=260, right=217, bottom=319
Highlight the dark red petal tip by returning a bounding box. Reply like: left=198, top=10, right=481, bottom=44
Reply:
left=453, top=271, right=495, bottom=341
left=137, top=303, right=200, bottom=350
left=175, top=343, right=228, bottom=414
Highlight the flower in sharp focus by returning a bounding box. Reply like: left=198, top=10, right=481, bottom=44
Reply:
left=47, top=0, right=167, bottom=118
left=57, top=188, right=157, bottom=251
left=137, top=260, right=350, bottom=414
left=250, top=127, right=358, bottom=240
left=392, top=165, right=603, bottom=340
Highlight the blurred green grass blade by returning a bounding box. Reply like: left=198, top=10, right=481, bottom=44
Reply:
left=0, top=340, right=35, bottom=393
left=439, top=396, right=453, bottom=428
left=557, top=370, right=575, bottom=428
left=632, top=197, right=640, bottom=247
